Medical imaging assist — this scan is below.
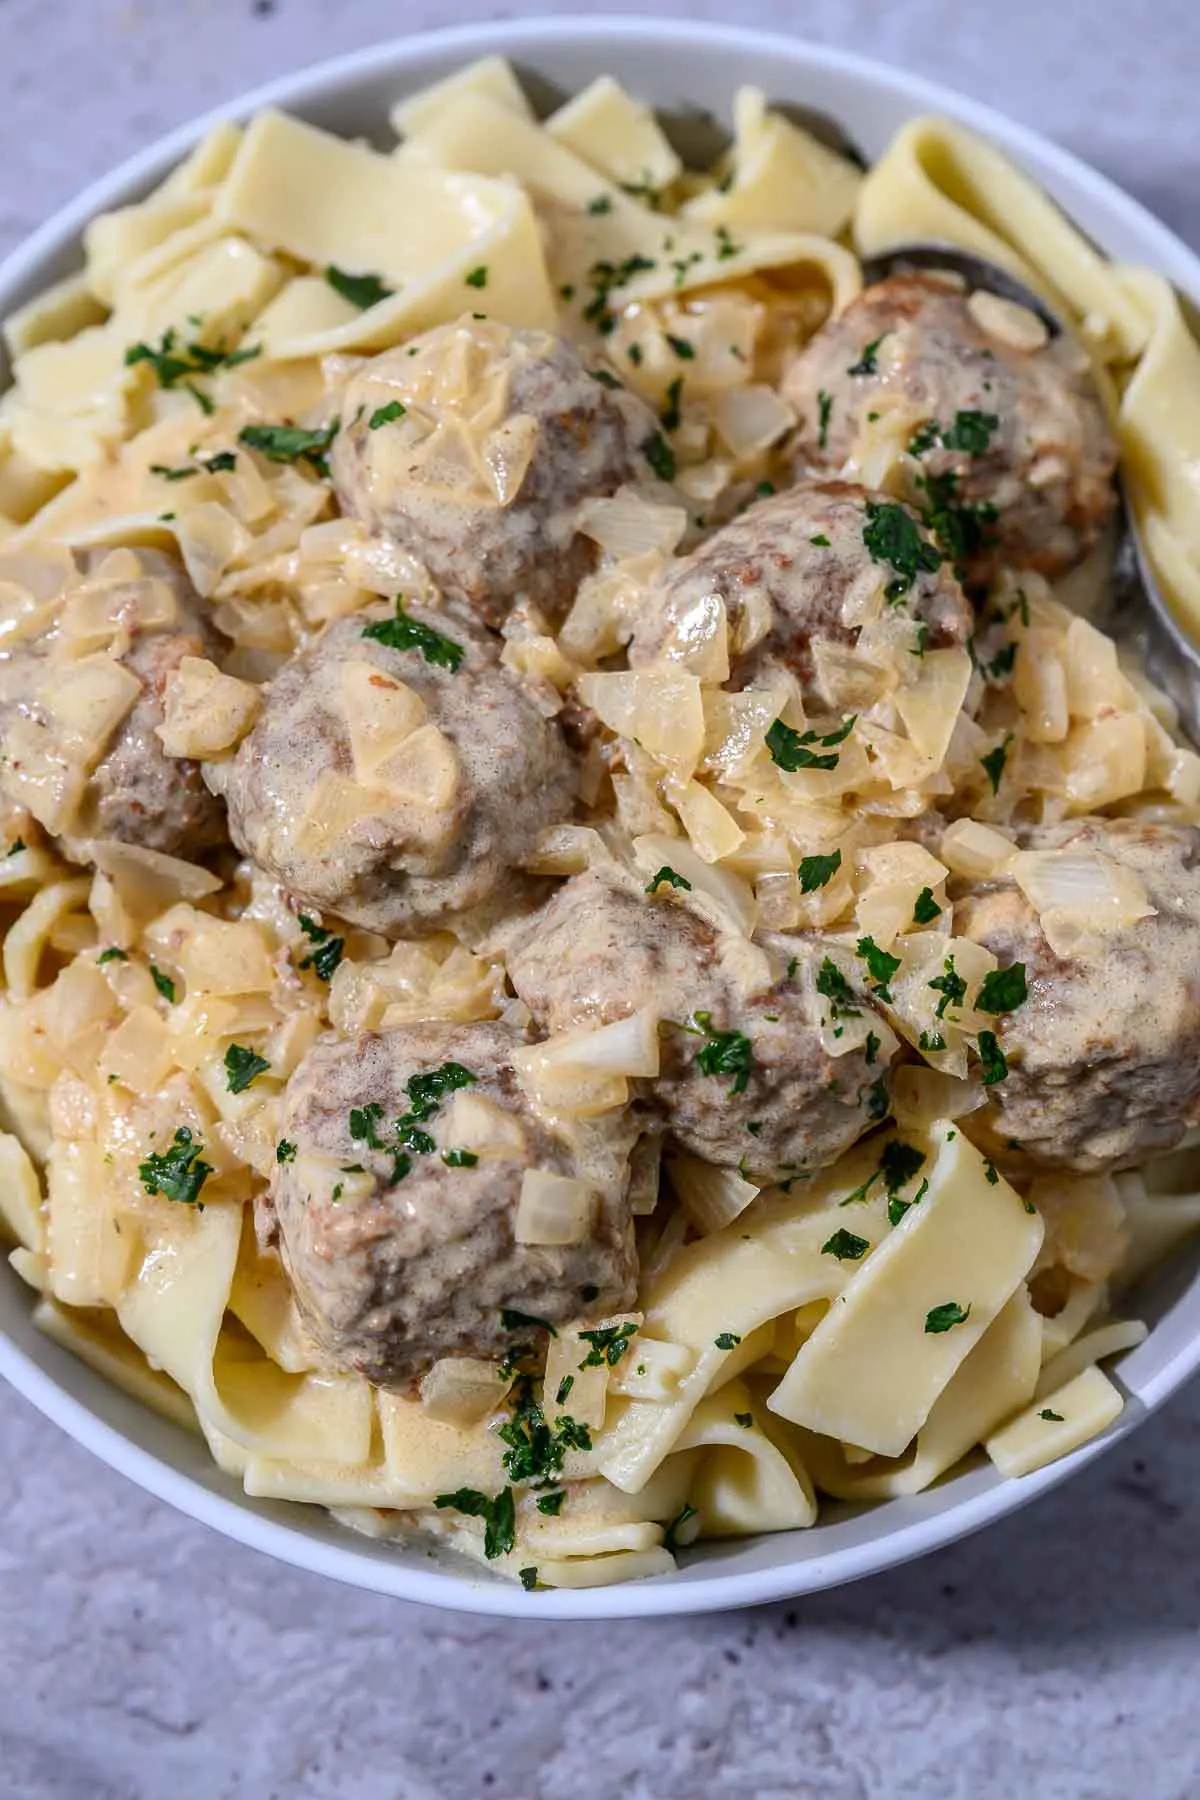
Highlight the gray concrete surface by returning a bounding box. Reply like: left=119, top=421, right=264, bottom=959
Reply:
left=1, top=2, right=1199, bottom=1794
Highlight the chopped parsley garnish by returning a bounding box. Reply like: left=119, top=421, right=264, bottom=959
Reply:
left=362, top=599, right=464, bottom=671
left=714, top=1332, right=741, bottom=1351
left=149, top=461, right=200, bottom=482
left=368, top=400, right=406, bottom=429
left=500, top=1308, right=557, bottom=1336
left=817, top=389, right=833, bottom=450
left=6, top=838, right=25, bottom=856
left=766, top=713, right=855, bottom=773
left=464, top=266, right=488, bottom=288
left=645, top=865, right=691, bottom=895
left=919, top=1030, right=946, bottom=1053
left=810, top=532, right=831, bottom=547
left=981, top=641, right=1018, bottom=684
left=714, top=225, right=741, bottom=260
left=224, top=1044, right=270, bottom=1094
left=977, top=1030, right=1009, bottom=1086
left=916, top=467, right=998, bottom=570
left=1039, top=1409, right=1065, bottom=1423
left=138, top=1127, right=212, bottom=1207
left=881, top=1141, right=925, bottom=1192
left=929, top=956, right=966, bottom=1020
left=405, top=1061, right=476, bottom=1120
left=537, top=1489, right=566, bottom=1515
left=983, top=1158, right=999, bottom=1185
left=239, top=420, right=339, bottom=473
left=442, top=1148, right=479, bottom=1168
left=911, top=621, right=931, bottom=658
left=324, top=265, right=393, bottom=309
left=816, top=957, right=861, bottom=1019
left=907, top=420, right=941, bottom=457
left=734, top=1412, right=753, bottom=1429
left=660, top=375, right=684, bottom=431
left=519, top=1567, right=539, bottom=1591
left=980, top=732, right=1014, bottom=795
left=124, top=327, right=261, bottom=407
left=276, top=1139, right=297, bottom=1164
left=848, top=335, right=886, bottom=375
left=867, top=1078, right=890, bottom=1121
left=822, top=1227, right=870, bottom=1261
left=663, top=1503, right=698, bottom=1552
left=590, top=368, right=621, bottom=390
left=665, top=333, right=695, bottom=359
left=586, top=194, right=613, bottom=215
left=925, top=1302, right=971, bottom=1334
left=433, top=1486, right=515, bottom=1559
left=641, top=430, right=677, bottom=481
left=863, top=499, right=943, bottom=601
left=912, top=887, right=942, bottom=925
left=691, top=1011, right=754, bottom=1095
left=627, top=343, right=644, bottom=366
left=865, top=1031, right=881, bottom=1065
left=297, top=915, right=345, bottom=982
left=941, top=409, right=1001, bottom=454
left=97, top=947, right=128, bottom=964
left=976, top=963, right=1027, bottom=1014
left=756, top=480, right=776, bottom=499
left=578, top=1321, right=639, bottom=1369
left=149, top=965, right=176, bottom=1003
left=499, top=1375, right=590, bottom=1485
left=798, top=849, right=841, bottom=894
left=555, top=1375, right=574, bottom=1407
left=856, top=936, right=901, bottom=1003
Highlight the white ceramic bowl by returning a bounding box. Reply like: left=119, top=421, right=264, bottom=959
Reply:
left=3, top=14, right=1199, bottom=1622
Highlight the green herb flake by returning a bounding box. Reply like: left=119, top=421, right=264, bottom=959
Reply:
left=848, top=334, right=886, bottom=376
left=149, top=965, right=176, bottom=1003
left=500, top=1308, right=557, bottom=1336
left=224, top=1043, right=270, bottom=1094
left=641, top=430, right=677, bottom=482
left=880, top=1141, right=926, bottom=1194
left=798, top=848, right=841, bottom=894
left=442, top=1148, right=479, bottom=1168
left=977, top=1029, right=1009, bottom=1086
left=660, top=375, right=684, bottom=432
left=691, top=1010, right=754, bottom=1095
left=925, top=1301, right=971, bottom=1334
left=324, top=265, right=393, bottom=310
left=714, top=1332, right=741, bottom=1351
left=983, top=1158, right=1000, bottom=1186
left=863, top=498, right=943, bottom=601
left=645, top=865, right=692, bottom=895
left=464, top=266, right=489, bottom=289
left=138, top=1126, right=213, bottom=1207
left=912, top=886, right=942, bottom=925
left=578, top=1321, right=639, bottom=1369
left=929, top=955, right=966, bottom=1020
left=1039, top=1408, right=1065, bottom=1423
left=405, top=1062, right=476, bottom=1121
left=766, top=713, right=855, bottom=773
left=586, top=194, right=614, bottom=215
left=665, top=333, right=695, bottom=360
left=856, top=936, right=901, bottom=1003
left=363, top=599, right=464, bottom=672
left=663, top=1502, right=698, bottom=1553
left=276, top=1139, right=297, bottom=1164
left=919, top=1029, right=947, bottom=1053
left=433, top=1486, right=516, bottom=1560
left=865, top=1030, right=881, bottom=1066
left=124, top=327, right=261, bottom=402
left=627, top=343, right=644, bottom=366
left=755, top=480, right=776, bottom=499
left=817, top=389, right=833, bottom=450
left=537, top=1489, right=566, bottom=1515
left=239, top=419, right=338, bottom=472
left=816, top=957, right=861, bottom=1020
left=518, top=1566, right=539, bottom=1591
left=734, top=1412, right=754, bottom=1429
left=368, top=400, right=406, bottom=430
left=296, top=915, right=345, bottom=982
left=97, top=947, right=128, bottom=965
left=976, top=963, right=1028, bottom=1015
left=590, top=368, right=621, bottom=390
left=941, top=409, right=1001, bottom=454
left=822, top=1227, right=870, bottom=1261
left=810, top=532, right=831, bottom=547
left=980, top=731, right=1014, bottom=795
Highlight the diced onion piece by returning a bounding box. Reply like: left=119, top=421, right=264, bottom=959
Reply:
left=1063, top=616, right=1129, bottom=720
left=939, top=819, right=1017, bottom=880
left=515, top=1170, right=599, bottom=1246
left=522, top=823, right=610, bottom=876
left=0, top=717, right=87, bottom=835
left=643, top=588, right=731, bottom=684
left=172, top=915, right=275, bottom=996
left=173, top=501, right=252, bottom=597
left=576, top=668, right=705, bottom=775
left=712, top=383, right=795, bottom=456
left=544, top=1332, right=611, bottom=1431
left=894, top=648, right=972, bottom=763
left=632, top=833, right=757, bottom=934
left=1014, top=628, right=1070, bottom=742
left=511, top=1044, right=628, bottom=1118
left=372, top=723, right=460, bottom=808
left=890, top=1064, right=986, bottom=1126
left=103, top=1005, right=174, bottom=1096
left=500, top=633, right=576, bottom=694
left=438, top=1090, right=528, bottom=1157
left=1030, top=1171, right=1129, bottom=1285
left=419, top=1357, right=508, bottom=1427
left=576, top=487, right=688, bottom=561
left=158, top=656, right=262, bottom=759
left=609, top=1336, right=696, bottom=1401
left=338, top=659, right=427, bottom=777
left=1062, top=714, right=1146, bottom=812
left=35, top=653, right=141, bottom=755
left=628, top=1133, right=663, bottom=1217
left=966, top=289, right=1049, bottom=351
left=1010, top=848, right=1154, bottom=954
left=517, top=1007, right=662, bottom=1080
left=668, top=1154, right=758, bottom=1234
left=88, top=842, right=222, bottom=918
left=703, top=684, right=789, bottom=778
left=669, top=777, right=744, bottom=861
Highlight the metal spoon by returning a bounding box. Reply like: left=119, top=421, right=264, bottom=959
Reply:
left=860, top=243, right=1200, bottom=745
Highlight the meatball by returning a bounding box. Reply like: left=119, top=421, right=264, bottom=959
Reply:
left=784, top=272, right=1118, bottom=583
left=629, top=480, right=971, bottom=695
left=330, top=316, right=659, bottom=628
left=0, top=548, right=225, bottom=859
left=207, top=600, right=577, bottom=939
left=507, top=867, right=893, bottom=1181
left=954, top=818, right=1200, bottom=1172
left=269, top=1021, right=638, bottom=1388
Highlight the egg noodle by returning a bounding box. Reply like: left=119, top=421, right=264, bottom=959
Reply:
left=1, top=60, right=1200, bottom=1588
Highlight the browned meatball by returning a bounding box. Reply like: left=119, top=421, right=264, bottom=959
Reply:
left=331, top=316, right=660, bottom=628
left=954, top=818, right=1200, bottom=1173
left=207, top=600, right=577, bottom=939
left=0, top=548, right=225, bottom=859
left=629, top=480, right=971, bottom=694
left=268, top=1021, right=638, bottom=1388
left=507, top=867, right=893, bottom=1182
left=784, top=273, right=1118, bottom=583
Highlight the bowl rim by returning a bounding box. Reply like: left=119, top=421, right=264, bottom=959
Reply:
left=2, top=11, right=1199, bottom=1622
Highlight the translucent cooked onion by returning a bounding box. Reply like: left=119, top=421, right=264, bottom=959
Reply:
left=522, top=824, right=611, bottom=876
left=523, top=1007, right=662, bottom=1080
left=419, top=1357, right=509, bottom=1427
left=669, top=777, right=745, bottom=861
left=577, top=487, right=688, bottom=561
left=515, top=1169, right=599, bottom=1245
left=632, top=832, right=757, bottom=934
left=668, top=1154, right=758, bottom=1233
left=576, top=668, right=705, bottom=774
left=1010, top=848, right=1155, bottom=954
left=939, top=819, right=1017, bottom=880
left=712, top=383, right=795, bottom=456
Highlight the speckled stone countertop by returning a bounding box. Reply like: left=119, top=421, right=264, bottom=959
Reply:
left=2, top=3, right=1199, bottom=1795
